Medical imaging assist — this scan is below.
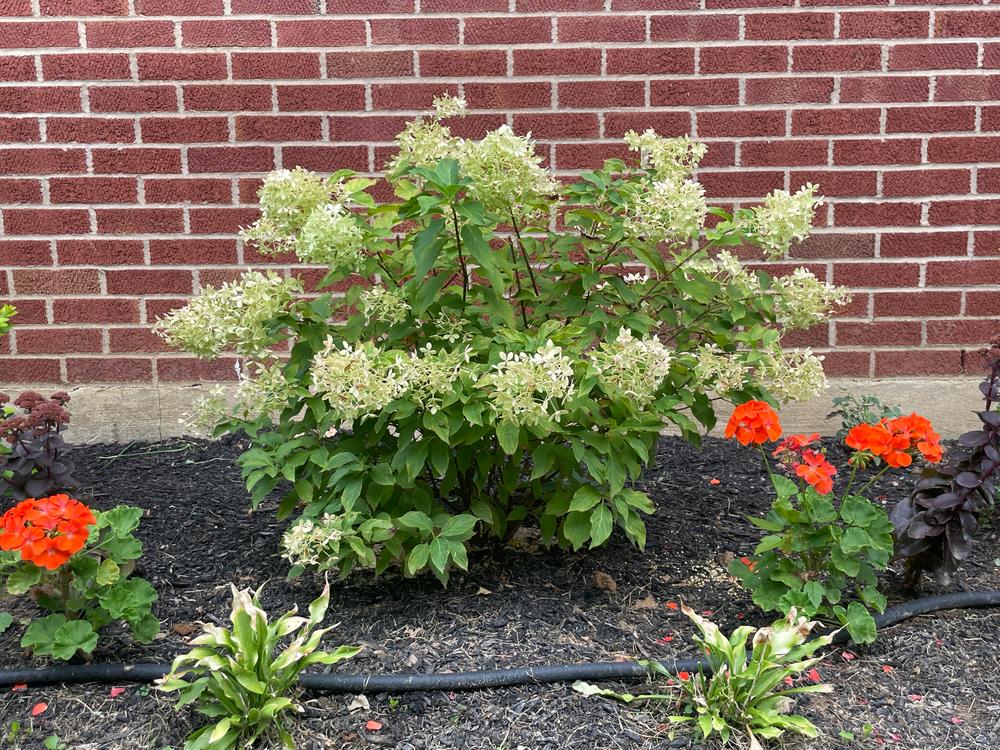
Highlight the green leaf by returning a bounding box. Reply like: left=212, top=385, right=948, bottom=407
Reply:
left=96, top=558, right=121, bottom=586
left=412, top=217, right=445, bottom=280
left=396, top=511, right=434, bottom=535
left=568, top=485, right=602, bottom=513
left=496, top=420, right=520, bottom=455
left=842, top=601, right=877, bottom=644
left=562, top=512, right=591, bottom=551
left=589, top=504, right=613, bottom=547
left=770, top=474, right=798, bottom=499
left=0, top=611, right=12, bottom=634
left=405, top=543, right=430, bottom=576
left=22, top=614, right=66, bottom=656
left=439, top=514, right=478, bottom=540
left=6, top=564, right=42, bottom=595
left=52, top=619, right=98, bottom=660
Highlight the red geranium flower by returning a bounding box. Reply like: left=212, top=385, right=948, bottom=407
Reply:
left=0, top=495, right=95, bottom=571
left=772, top=432, right=820, bottom=458
left=725, top=401, right=782, bottom=446
left=794, top=450, right=837, bottom=494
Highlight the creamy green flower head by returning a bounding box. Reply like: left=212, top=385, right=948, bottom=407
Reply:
left=591, top=328, right=672, bottom=409
left=459, top=125, right=560, bottom=217
left=624, top=130, right=708, bottom=180
left=775, top=268, right=851, bottom=329
left=479, top=340, right=574, bottom=427
left=387, top=99, right=463, bottom=172
left=751, top=183, right=824, bottom=259
left=624, top=175, right=707, bottom=244
left=759, top=346, right=827, bottom=403
left=296, top=203, right=364, bottom=269
left=390, top=343, right=470, bottom=415
left=432, top=94, right=468, bottom=120
left=360, top=285, right=410, bottom=326
left=155, top=271, right=300, bottom=359
left=311, top=339, right=405, bottom=422
left=240, top=167, right=332, bottom=255
left=693, top=343, right=749, bottom=394
left=190, top=360, right=293, bottom=431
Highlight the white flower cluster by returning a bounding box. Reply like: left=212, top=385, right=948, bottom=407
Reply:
left=296, top=203, right=364, bottom=269
left=432, top=93, right=468, bottom=120
left=750, top=184, right=823, bottom=258
left=240, top=167, right=332, bottom=255
left=311, top=339, right=405, bottom=422
left=693, top=343, right=749, bottom=394
left=623, top=130, right=707, bottom=179
left=775, top=268, right=852, bottom=329
left=361, top=285, right=410, bottom=326
left=480, top=341, right=574, bottom=426
left=624, top=176, right=707, bottom=244
left=459, top=125, right=560, bottom=215
left=155, top=271, right=299, bottom=359
left=391, top=344, right=469, bottom=415
left=281, top=515, right=344, bottom=568
left=386, top=97, right=465, bottom=172
left=590, top=328, right=673, bottom=408
left=190, top=360, right=293, bottom=431
left=758, top=347, right=828, bottom=403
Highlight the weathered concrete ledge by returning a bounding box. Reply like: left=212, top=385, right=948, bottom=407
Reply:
left=0, top=378, right=985, bottom=445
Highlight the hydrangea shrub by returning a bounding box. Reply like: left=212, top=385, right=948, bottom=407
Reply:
left=158, top=96, right=847, bottom=584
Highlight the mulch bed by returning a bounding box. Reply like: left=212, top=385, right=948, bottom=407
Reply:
left=0, top=434, right=998, bottom=750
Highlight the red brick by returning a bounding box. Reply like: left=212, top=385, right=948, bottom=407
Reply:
left=54, top=298, right=139, bottom=323
left=234, top=115, right=320, bottom=142
left=283, top=145, right=368, bottom=172
left=156, top=357, right=239, bottom=382
left=834, top=138, right=922, bottom=166
left=463, top=82, right=550, bottom=110
left=651, top=78, right=739, bottom=106
left=606, top=48, right=695, bottom=75
left=511, top=113, right=600, bottom=140
left=791, top=170, right=876, bottom=197
left=0, top=179, right=42, bottom=204
left=231, top=0, right=316, bottom=11
left=326, top=0, right=411, bottom=10
left=555, top=143, right=630, bottom=170
left=0, top=359, right=61, bottom=383
left=558, top=81, right=645, bottom=109
left=276, top=84, right=366, bottom=112
left=840, top=11, right=929, bottom=38
left=875, top=291, right=961, bottom=317
left=517, top=0, right=603, bottom=9
left=0, top=148, right=86, bottom=175
left=188, top=207, right=258, bottom=233
left=56, top=239, right=143, bottom=265
left=1, top=299, right=47, bottom=325
left=328, top=115, right=409, bottom=141
left=96, top=207, right=184, bottom=234
left=880, top=231, right=967, bottom=258
left=514, top=49, right=601, bottom=76
left=972, top=230, right=1000, bottom=257
left=837, top=321, right=922, bottom=346
left=42, top=53, right=130, bottom=81
left=793, top=108, right=881, bottom=136
left=701, top=45, right=787, bottom=74
left=419, top=50, right=507, bottom=78
left=108, top=328, right=171, bottom=353
left=700, top=170, right=785, bottom=198
left=464, top=16, right=551, bottom=44
left=840, top=76, right=929, bottom=104
left=149, top=238, right=238, bottom=264
left=0, top=118, right=40, bottom=142
left=889, top=43, right=977, bottom=71
left=698, top=110, right=786, bottom=137
left=92, top=147, right=182, bottom=174
left=792, top=44, right=881, bottom=72
left=0, top=239, right=50, bottom=265
left=144, top=178, right=231, bottom=204
left=741, top=139, right=828, bottom=167
left=184, top=84, right=273, bottom=112
left=0, top=56, right=36, bottom=82
left=558, top=15, right=643, bottom=42
left=136, top=0, right=222, bottom=14
left=370, top=18, right=458, bottom=45
left=745, top=12, right=833, bottom=39
left=791, top=233, right=875, bottom=259
left=873, top=350, right=962, bottom=377
left=188, top=146, right=274, bottom=173
left=935, top=75, right=1000, bottom=103
left=926, top=259, right=1000, bottom=286
left=181, top=20, right=270, bottom=48
left=49, top=176, right=136, bottom=204
left=883, top=169, right=970, bottom=198
left=233, top=52, right=321, bottom=80
left=835, top=203, right=922, bottom=227
left=886, top=106, right=974, bottom=134
left=138, top=53, right=227, bottom=81
left=604, top=111, right=691, bottom=138
left=67, top=358, right=153, bottom=383
left=89, top=85, right=176, bottom=113
left=745, top=78, right=833, bottom=104
left=277, top=21, right=367, bottom=48
left=13, top=268, right=100, bottom=294
left=966, top=291, right=1000, bottom=316
left=650, top=14, right=739, bottom=41
left=5, top=209, right=90, bottom=236
left=936, top=10, right=1000, bottom=38
left=979, top=106, right=1000, bottom=133
left=106, top=269, right=193, bottom=294
left=821, top=350, right=871, bottom=378
left=86, top=20, right=175, bottom=48
left=0, top=87, right=81, bottom=113
left=0, top=21, right=79, bottom=48
left=422, top=0, right=504, bottom=8
left=927, top=319, right=998, bottom=345
left=17, top=328, right=102, bottom=354
left=46, top=117, right=134, bottom=144
left=928, top=137, right=1000, bottom=164
left=326, top=51, right=412, bottom=79
left=833, top=262, right=921, bottom=287
left=141, top=117, right=230, bottom=143
left=929, top=200, right=1000, bottom=226
left=0, top=0, right=32, bottom=14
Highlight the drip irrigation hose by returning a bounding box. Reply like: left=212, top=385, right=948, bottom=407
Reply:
left=0, top=590, right=997, bottom=693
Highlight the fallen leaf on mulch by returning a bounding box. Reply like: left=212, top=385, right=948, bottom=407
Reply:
left=841, top=651, right=856, bottom=661
left=365, top=720, right=383, bottom=731
left=109, top=687, right=126, bottom=698
left=665, top=601, right=679, bottom=610
left=349, top=695, right=370, bottom=713
left=632, top=595, right=657, bottom=610
left=170, top=622, right=199, bottom=636
left=31, top=702, right=47, bottom=716
left=593, top=571, right=617, bottom=593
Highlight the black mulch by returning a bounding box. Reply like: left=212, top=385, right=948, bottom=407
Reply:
left=0, top=435, right=997, bottom=750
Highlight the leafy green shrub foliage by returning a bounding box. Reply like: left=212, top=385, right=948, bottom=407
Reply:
left=574, top=606, right=834, bottom=750
left=158, top=96, right=846, bottom=583
left=827, top=393, right=901, bottom=440
left=0, top=304, right=15, bottom=337
left=158, top=581, right=361, bottom=750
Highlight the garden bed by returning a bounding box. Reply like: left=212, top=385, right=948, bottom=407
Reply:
left=1, top=434, right=998, bottom=750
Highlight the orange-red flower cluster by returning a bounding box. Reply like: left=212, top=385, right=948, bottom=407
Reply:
left=845, top=413, right=943, bottom=467
left=0, top=494, right=95, bottom=570
left=772, top=432, right=820, bottom=457
left=724, top=401, right=782, bottom=446
left=794, top=450, right=838, bottom=494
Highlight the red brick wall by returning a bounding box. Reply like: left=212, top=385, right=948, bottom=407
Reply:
left=1, top=1, right=998, bottom=385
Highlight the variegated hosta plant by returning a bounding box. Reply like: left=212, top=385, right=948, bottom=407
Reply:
left=574, top=606, right=835, bottom=750
left=157, top=581, right=361, bottom=750
left=157, top=94, right=848, bottom=584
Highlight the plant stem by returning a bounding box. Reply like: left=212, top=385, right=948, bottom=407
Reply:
left=450, top=205, right=469, bottom=302
left=508, top=209, right=540, bottom=297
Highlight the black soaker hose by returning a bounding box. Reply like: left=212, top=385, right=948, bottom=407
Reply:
left=1, top=590, right=997, bottom=693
